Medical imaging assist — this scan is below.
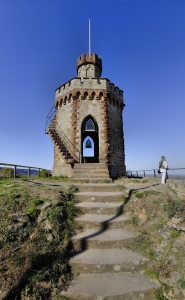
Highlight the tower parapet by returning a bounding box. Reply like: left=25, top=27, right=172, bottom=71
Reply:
left=77, top=53, right=102, bottom=78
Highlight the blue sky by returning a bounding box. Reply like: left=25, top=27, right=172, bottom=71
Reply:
left=0, top=0, right=185, bottom=174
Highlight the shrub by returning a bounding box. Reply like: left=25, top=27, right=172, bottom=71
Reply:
left=32, top=198, right=44, bottom=206
left=26, top=207, right=40, bottom=215
left=39, top=170, right=51, bottom=178
left=0, top=168, right=14, bottom=178
left=164, top=197, right=185, bottom=220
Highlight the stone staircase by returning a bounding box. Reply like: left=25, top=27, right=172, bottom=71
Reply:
left=72, top=163, right=110, bottom=181
left=62, top=183, right=158, bottom=299
left=46, top=116, right=77, bottom=163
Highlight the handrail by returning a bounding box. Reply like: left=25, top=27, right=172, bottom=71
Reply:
left=0, top=163, right=52, bottom=179
left=45, top=106, right=81, bottom=162
left=45, top=106, right=56, bottom=133
left=56, top=124, right=81, bottom=162
left=127, top=168, right=185, bottom=178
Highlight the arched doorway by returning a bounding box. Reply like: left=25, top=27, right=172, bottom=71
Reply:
left=81, top=116, right=99, bottom=163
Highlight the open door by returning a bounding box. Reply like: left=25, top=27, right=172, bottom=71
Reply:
left=81, top=116, right=99, bottom=163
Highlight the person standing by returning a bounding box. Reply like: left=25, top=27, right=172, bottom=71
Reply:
left=159, top=156, right=168, bottom=184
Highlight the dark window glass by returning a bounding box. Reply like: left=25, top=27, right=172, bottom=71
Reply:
left=85, top=119, right=95, bottom=131
left=86, top=139, right=92, bottom=148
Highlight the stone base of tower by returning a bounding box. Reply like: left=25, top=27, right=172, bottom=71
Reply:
left=52, top=164, right=73, bottom=177
left=52, top=163, right=126, bottom=179
left=108, top=164, right=127, bottom=179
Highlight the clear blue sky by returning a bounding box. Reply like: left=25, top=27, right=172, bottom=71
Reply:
left=0, top=0, right=185, bottom=173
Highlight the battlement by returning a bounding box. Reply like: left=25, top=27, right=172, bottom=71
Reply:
left=77, top=53, right=102, bottom=71
left=55, top=77, right=123, bottom=99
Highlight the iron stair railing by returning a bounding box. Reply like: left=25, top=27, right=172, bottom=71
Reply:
left=45, top=106, right=81, bottom=163
left=45, top=106, right=56, bottom=133
left=55, top=124, right=80, bottom=163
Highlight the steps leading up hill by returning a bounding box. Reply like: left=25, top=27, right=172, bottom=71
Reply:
left=62, top=183, right=159, bottom=299
left=72, top=163, right=110, bottom=181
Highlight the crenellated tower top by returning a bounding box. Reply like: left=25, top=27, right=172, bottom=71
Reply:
left=77, top=53, right=102, bottom=78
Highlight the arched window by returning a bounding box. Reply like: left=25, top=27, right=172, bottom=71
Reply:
left=84, top=92, right=88, bottom=100
left=92, top=92, right=96, bottom=100
left=60, top=98, right=63, bottom=107
left=69, top=93, right=73, bottom=102
left=86, top=139, right=92, bottom=148
left=76, top=92, right=81, bottom=100
left=82, top=115, right=98, bottom=132
left=83, top=136, right=94, bottom=157
left=85, top=119, right=95, bottom=131
left=99, top=92, right=103, bottom=100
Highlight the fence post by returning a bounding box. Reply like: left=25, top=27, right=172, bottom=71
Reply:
left=144, top=171, right=145, bottom=177
left=28, top=167, right=30, bottom=177
left=14, top=166, right=16, bottom=178
left=154, top=170, right=156, bottom=177
left=136, top=171, right=138, bottom=177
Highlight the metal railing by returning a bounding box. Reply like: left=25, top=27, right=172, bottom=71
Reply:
left=45, top=105, right=81, bottom=163
left=0, top=163, right=52, bottom=178
left=45, top=105, right=56, bottom=133
left=56, top=125, right=81, bottom=163
left=127, top=168, right=185, bottom=178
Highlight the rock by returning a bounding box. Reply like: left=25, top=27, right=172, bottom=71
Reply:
left=37, top=211, right=48, bottom=223
left=8, top=223, right=24, bottom=233
left=171, top=217, right=182, bottom=224
left=43, top=220, right=52, bottom=231
left=11, top=213, right=29, bottom=223
left=139, top=213, right=146, bottom=219
left=160, top=231, right=171, bottom=240
left=170, top=271, right=181, bottom=284
left=46, top=233, right=53, bottom=241
left=41, top=202, right=52, bottom=210
left=180, top=226, right=185, bottom=232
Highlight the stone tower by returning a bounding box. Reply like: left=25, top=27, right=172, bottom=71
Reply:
left=46, top=53, right=126, bottom=179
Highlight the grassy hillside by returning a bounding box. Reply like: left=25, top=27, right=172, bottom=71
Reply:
left=0, top=177, right=80, bottom=300
left=117, top=177, right=185, bottom=300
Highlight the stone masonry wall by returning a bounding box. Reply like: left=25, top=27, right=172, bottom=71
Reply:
left=52, top=100, right=73, bottom=176
left=107, top=92, right=126, bottom=178
left=53, top=145, right=73, bottom=176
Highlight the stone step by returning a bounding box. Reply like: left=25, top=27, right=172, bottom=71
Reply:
left=73, top=174, right=110, bottom=179
left=73, top=170, right=109, bottom=175
left=73, top=228, right=136, bottom=250
left=61, top=272, right=158, bottom=300
left=74, top=191, right=125, bottom=202
left=75, top=183, right=119, bottom=192
left=74, top=163, right=108, bottom=169
left=75, top=201, right=123, bottom=214
left=70, top=248, right=148, bottom=273
left=72, top=178, right=112, bottom=183
left=75, top=214, right=129, bottom=230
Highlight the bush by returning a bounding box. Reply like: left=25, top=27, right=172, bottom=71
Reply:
left=39, top=169, right=51, bottom=178
left=0, top=168, right=14, bottom=178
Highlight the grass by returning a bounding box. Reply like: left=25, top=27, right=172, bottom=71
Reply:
left=124, top=183, right=185, bottom=299
left=164, top=196, right=185, bottom=220
left=0, top=177, right=81, bottom=299
left=145, top=268, right=159, bottom=280
left=134, top=190, right=161, bottom=198
left=154, top=289, right=168, bottom=300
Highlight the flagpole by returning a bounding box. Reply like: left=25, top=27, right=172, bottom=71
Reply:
left=89, top=19, right=91, bottom=57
